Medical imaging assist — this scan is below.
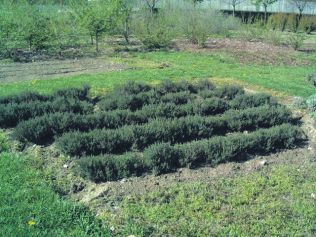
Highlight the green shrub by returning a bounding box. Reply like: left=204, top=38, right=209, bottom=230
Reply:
left=74, top=123, right=300, bottom=180
left=0, top=90, right=48, bottom=105
left=14, top=89, right=282, bottom=143
left=267, top=14, right=277, bottom=30
left=291, top=96, right=307, bottom=109
left=56, top=115, right=219, bottom=156
left=56, top=105, right=292, bottom=156
left=306, top=73, right=316, bottom=87
left=147, top=124, right=300, bottom=174
left=75, top=153, right=144, bottom=183
left=177, top=6, right=239, bottom=47
left=113, top=81, right=151, bottom=95
left=264, top=30, right=285, bottom=46
left=228, top=93, right=277, bottom=109
left=98, top=79, right=215, bottom=111
left=53, top=84, right=91, bottom=101
left=132, top=8, right=174, bottom=50
left=0, top=85, right=90, bottom=104
left=0, top=133, right=9, bottom=153
left=306, top=93, right=316, bottom=111
left=199, top=85, right=245, bottom=100
left=98, top=90, right=156, bottom=111
left=299, top=16, right=316, bottom=34
left=160, top=91, right=196, bottom=104
left=286, top=13, right=298, bottom=32
left=287, top=33, right=306, bottom=50
left=239, top=22, right=265, bottom=42
left=223, top=105, right=292, bottom=131
left=98, top=80, right=220, bottom=111
left=155, top=79, right=213, bottom=95
left=185, top=97, right=229, bottom=116
left=143, top=142, right=178, bottom=174
left=13, top=110, right=142, bottom=143
left=0, top=97, right=93, bottom=127
left=268, top=13, right=288, bottom=31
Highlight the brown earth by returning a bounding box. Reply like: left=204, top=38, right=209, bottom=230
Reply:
left=171, top=38, right=315, bottom=66
left=0, top=58, right=128, bottom=84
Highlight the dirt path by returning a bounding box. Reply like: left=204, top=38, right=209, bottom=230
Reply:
left=0, top=58, right=128, bottom=84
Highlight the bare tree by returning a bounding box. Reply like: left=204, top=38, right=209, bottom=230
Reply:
left=146, top=0, right=160, bottom=13
left=252, top=0, right=279, bottom=23
left=289, top=0, right=316, bottom=30
left=290, top=0, right=307, bottom=20
left=226, top=0, right=245, bottom=17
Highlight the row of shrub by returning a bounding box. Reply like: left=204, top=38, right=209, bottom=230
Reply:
left=75, top=123, right=300, bottom=182
left=55, top=105, right=292, bottom=156
left=0, top=85, right=91, bottom=105
left=111, top=79, right=216, bottom=96
left=99, top=90, right=196, bottom=111
left=0, top=97, right=94, bottom=127
left=14, top=93, right=278, bottom=143
left=267, top=13, right=316, bottom=33
left=98, top=85, right=245, bottom=111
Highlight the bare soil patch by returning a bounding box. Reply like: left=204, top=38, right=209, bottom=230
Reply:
left=172, top=38, right=314, bottom=66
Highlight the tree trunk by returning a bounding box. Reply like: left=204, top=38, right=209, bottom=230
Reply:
left=95, top=33, right=99, bottom=52
left=233, top=5, right=235, bottom=17
left=124, top=19, right=129, bottom=44
left=90, top=35, right=94, bottom=45
left=264, top=6, right=267, bottom=24
left=296, top=11, right=303, bottom=31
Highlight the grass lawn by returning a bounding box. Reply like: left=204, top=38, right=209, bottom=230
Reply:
left=0, top=152, right=110, bottom=236
left=1, top=51, right=315, bottom=98
left=108, top=165, right=316, bottom=236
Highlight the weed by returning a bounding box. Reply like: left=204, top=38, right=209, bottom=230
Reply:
left=0, top=133, right=9, bottom=152
left=287, top=33, right=307, bottom=50
left=306, top=73, right=316, bottom=87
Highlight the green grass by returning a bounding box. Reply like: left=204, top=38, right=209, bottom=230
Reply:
left=108, top=165, right=316, bottom=236
left=1, top=51, right=315, bottom=98
left=0, top=152, right=110, bottom=236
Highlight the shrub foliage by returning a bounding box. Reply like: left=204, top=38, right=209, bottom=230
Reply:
left=76, top=124, right=300, bottom=182
left=5, top=80, right=301, bottom=183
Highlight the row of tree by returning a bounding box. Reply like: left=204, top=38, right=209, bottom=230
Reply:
left=0, top=0, right=314, bottom=58
left=0, top=0, right=133, bottom=54
left=228, top=0, right=315, bottom=23
left=0, top=0, right=240, bottom=55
